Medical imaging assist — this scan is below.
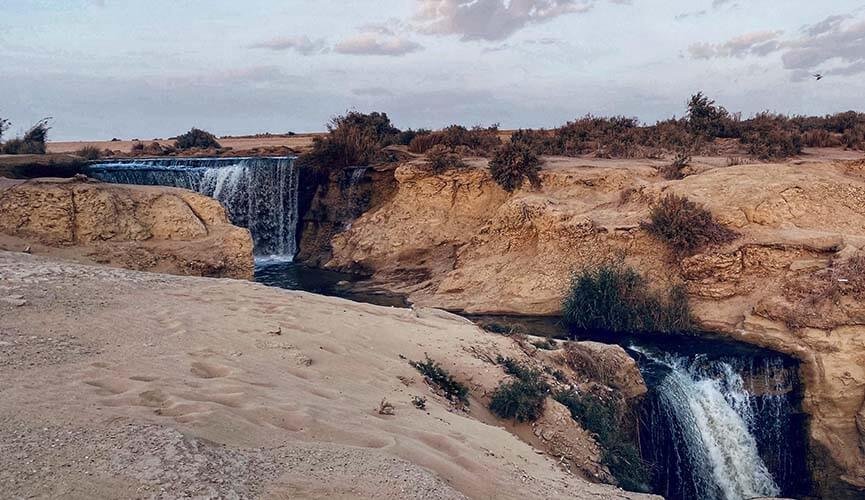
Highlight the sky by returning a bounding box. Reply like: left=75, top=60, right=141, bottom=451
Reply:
left=1, top=0, right=864, bottom=140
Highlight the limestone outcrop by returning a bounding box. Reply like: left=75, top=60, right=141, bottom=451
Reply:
left=0, top=176, right=253, bottom=279
left=325, top=156, right=865, bottom=495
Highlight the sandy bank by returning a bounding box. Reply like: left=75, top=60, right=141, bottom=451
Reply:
left=0, top=251, right=653, bottom=499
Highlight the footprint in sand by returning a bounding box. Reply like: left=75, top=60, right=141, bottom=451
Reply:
left=83, top=378, right=132, bottom=396
left=190, top=361, right=232, bottom=379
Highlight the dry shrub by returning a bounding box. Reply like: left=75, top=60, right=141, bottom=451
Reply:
left=425, top=145, right=467, bottom=174
left=75, top=145, right=101, bottom=160
left=174, top=128, right=221, bottom=150
left=659, top=151, right=691, bottom=180
left=843, top=124, right=865, bottom=150
left=488, top=142, right=542, bottom=192
left=739, top=113, right=802, bottom=160
left=299, top=111, right=398, bottom=170
left=641, top=193, right=738, bottom=257
left=802, top=129, right=841, bottom=148
left=408, top=124, right=501, bottom=156
left=1, top=118, right=50, bottom=155
left=408, top=132, right=443, bottom=153
left=562, top=343, right=618, bottom=387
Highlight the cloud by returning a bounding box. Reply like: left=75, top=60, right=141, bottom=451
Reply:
left=352, top=87, right=395, bottom=96
left=248, top=35, right=329, bottom=55
left=688, top=13, right=865, bottom=77
left=413, top=0, right=614, bottom=41
left=688, top=30, right=782, bottom=59
left=334, top=34, right=423, bottom=56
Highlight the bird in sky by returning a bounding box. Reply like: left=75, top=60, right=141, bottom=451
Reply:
left=813, top=73, right=824, bottom=81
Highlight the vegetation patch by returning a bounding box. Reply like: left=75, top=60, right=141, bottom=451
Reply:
left=75, top=145, right=102, bottom=161
left=425, top=144, right=468, bottom=174
left=554, top=391, right=649, bottom=492
left=488, top=142, right=542, bottom=192
left=641, top=193, right=738, bottom=257
left=562, top=262, right=692, bottom=335
left=489, top=359, right=550, bottom=423
left=409, top=355, right=469, bottom=405
left=408, top=124, right=501, bottom=156
left=174, top=128, right=221, bottom=150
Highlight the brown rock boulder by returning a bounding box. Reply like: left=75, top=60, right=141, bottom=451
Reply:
left=0, top=177, right=253, bottom=279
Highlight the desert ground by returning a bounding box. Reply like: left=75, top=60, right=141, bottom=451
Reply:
left=47, top=135, right=321, bottom=155
left=0, top=251, right=653, bottom=500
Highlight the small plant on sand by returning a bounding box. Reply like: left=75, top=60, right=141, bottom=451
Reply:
left=562, top=261, right=693, bottom=335
left=377, top=398, right=395, bottom=415
left=488, top=142, right=542, bottom=192
left=174, top=127, right=221, bottom=150
left=425, top=144, right=467, bottom=174
left=411, top=395, right=427, bottom=410
left=554, top=391, right=649, bottom=492
left=641, top=193, right=738, bottom=257
left=410, top=355, right=469, bottom=405
left=75, top=145, right=102, bottom=161
left=489, top=357, right=550, bottom=422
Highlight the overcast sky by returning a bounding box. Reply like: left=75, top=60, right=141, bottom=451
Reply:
left=2, top=0, right=864, bottom=140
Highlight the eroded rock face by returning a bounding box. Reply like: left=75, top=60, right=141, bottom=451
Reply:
left=0, top=177, right=253, bottom=279
left=326, top=157, right=865, bottom=494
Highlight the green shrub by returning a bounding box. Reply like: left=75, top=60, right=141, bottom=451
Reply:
left=425, top=145, right=467, bottom=174
left=410, top=355, right=469, bottom=405
left=408, top=124, right=501, bottom=155
left=488, top=142, right=542, bottom=192
left=641, top=193, right=738, bottom=257
left=75, top=145, right=102, bottom=160
left=562, top=262, right=693, bottom=335
left=2, top=118, right=50, bottom=154
left=174, top=128, right=221, bottom=150
left=489, top=363, right=550, bottom=422
left=554, top=391, right=649, bottom=492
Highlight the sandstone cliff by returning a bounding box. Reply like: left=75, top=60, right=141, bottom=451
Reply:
left=0, top=177, right=253, bottom=279
left=326, top=155, right=865, bottom=495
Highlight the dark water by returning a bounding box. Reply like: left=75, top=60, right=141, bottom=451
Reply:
left=254, top=260, right=408, bottom=308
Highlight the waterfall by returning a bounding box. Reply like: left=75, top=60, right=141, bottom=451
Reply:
left=633, top=346, right=804, bottom=500
left=87, top=157, right=299, bottom=259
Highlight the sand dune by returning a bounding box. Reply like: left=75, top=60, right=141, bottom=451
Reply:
left=0, top=251, right=653, bottom=499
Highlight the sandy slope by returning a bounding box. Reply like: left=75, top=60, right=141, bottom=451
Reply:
left=0, top=251, right=652, bottom=499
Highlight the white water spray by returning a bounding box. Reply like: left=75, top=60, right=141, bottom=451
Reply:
left=634, top=348, right=781, bottom=500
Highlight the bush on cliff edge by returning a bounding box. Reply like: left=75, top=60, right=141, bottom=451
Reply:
left=488, top=142, right=542, bottom=192
left=641, top=193, right=738, bottom=258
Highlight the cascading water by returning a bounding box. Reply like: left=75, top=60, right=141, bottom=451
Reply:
left=87, top=157, right=299, bottom=258
left=633, top=345, right=809, bottom=500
